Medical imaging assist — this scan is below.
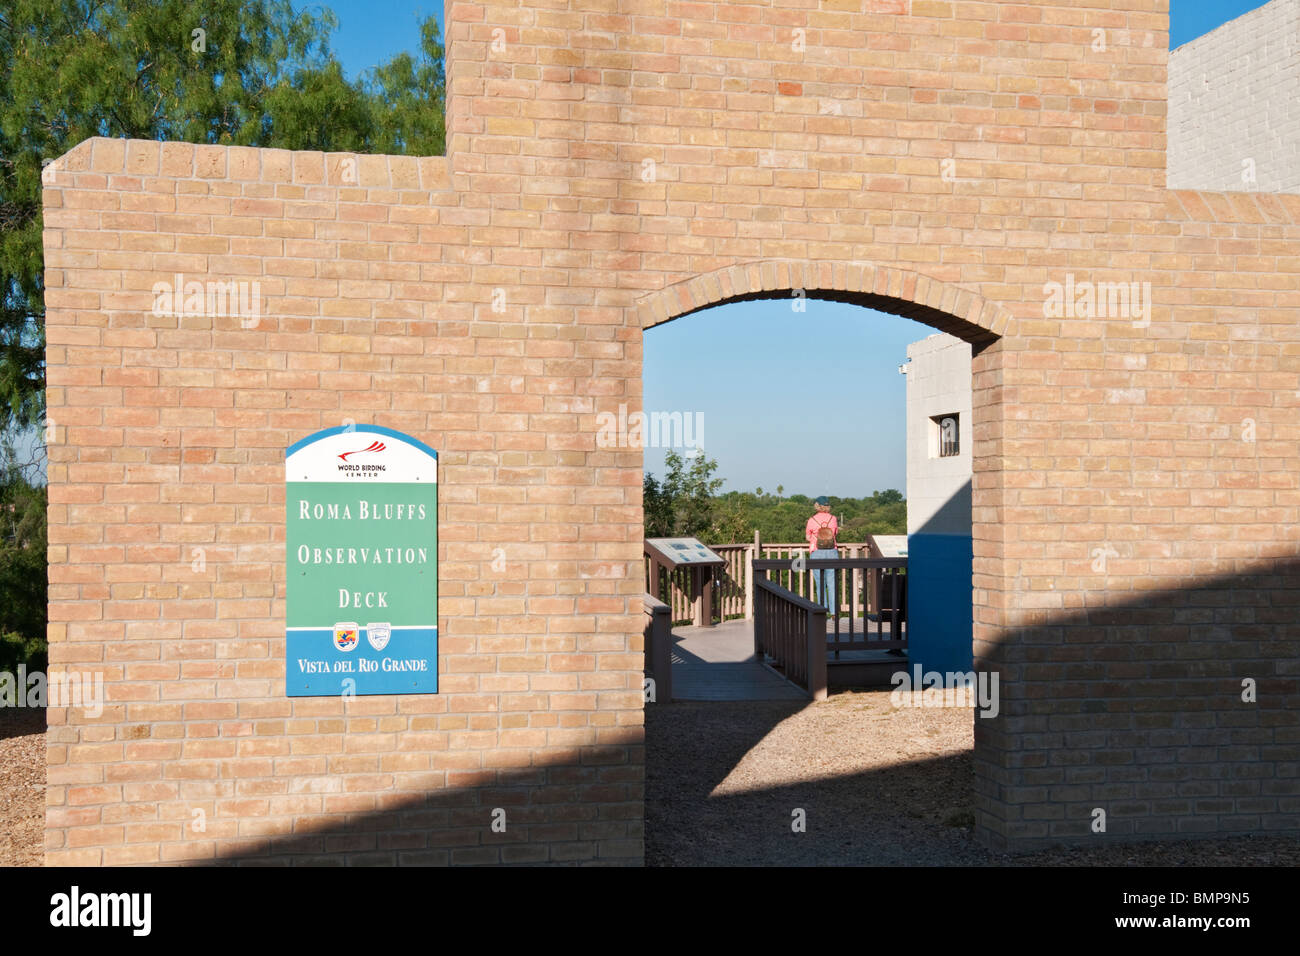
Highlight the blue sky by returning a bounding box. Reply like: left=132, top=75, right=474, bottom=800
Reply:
left=297, top=1, right=1265, bottom=497
left=1170, top=0, right=1270, bottom=48
left=309, top=0, right=1263, bottom=71
left=301, top=1, right=445, bottom=80
left=644, top=300, right=932, bottom=496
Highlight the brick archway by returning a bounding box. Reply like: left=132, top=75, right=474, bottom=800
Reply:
left=637, top=259, right=1016, bottom=351
left=638, top=258, right=1011, bottom=847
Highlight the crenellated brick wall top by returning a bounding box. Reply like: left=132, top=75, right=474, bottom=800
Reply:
left=47, top=137, right=453, bottom=191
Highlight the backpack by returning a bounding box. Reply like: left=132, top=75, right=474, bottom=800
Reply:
left=813, top=514, right=836, bottom=549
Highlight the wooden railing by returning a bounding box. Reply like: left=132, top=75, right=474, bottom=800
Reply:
left=644, top=555, right=688, bottom=624
left=754, top=556, right=908, bottom=655
left=710, top=543, right=751, bottom=621
left=753, top=576, right=828, bottom=700
left=645, top=536, right=891, bottom=627
left=643, top=593, right=673, bottom=703
left=755, top=543, right=875, bottom=611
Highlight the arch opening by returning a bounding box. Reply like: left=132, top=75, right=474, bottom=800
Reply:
left=636, top=268, right=1010, bottom=861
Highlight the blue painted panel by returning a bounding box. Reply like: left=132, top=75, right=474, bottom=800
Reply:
left=906, top=533, right=972, bottom=674
left=286, top=626, right=438, bottom=696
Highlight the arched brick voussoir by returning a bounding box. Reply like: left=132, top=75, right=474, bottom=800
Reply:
left=636, top=260, right=1015, bottom=347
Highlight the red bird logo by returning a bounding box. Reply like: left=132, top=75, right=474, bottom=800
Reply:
left=338, top=440, right=386, bottom=461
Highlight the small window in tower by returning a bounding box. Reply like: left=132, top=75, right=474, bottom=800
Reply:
left=932, top=413, right=959, bottom=458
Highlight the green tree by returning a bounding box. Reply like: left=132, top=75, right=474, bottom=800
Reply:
left=643, top=449, right=725, bottom=539
left=0, top=0, right=447, bottom=434
left=641, top=453, right=909, bottom=542
left=0, top=465, right=47, bottom=672
left=697, top=484, right=908, bottom=541
left=706, top=496, right=751, bottom=544
left=642, top=471, right=673, bottom=539
left=364, top=16, right=447, bottom=155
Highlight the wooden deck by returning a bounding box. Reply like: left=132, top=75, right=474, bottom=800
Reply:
left=669, top=618, right=906, bottom=701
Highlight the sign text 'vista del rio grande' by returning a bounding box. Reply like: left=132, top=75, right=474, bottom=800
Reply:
left=285, top=426, right=438, bottom=696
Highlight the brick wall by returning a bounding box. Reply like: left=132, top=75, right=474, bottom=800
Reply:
left=41, top=0, right=1300, bottom=863
left=1168, top=0, right=1300, bottom=193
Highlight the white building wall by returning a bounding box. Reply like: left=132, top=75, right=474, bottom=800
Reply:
left=1168, top=0, right=1300, bottom=193
left=903, top=333, right=974, bottom=673
left=904, top=334, right=972, bottom=536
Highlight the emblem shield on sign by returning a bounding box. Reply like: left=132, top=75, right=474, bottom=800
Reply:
left=333, top=623, right=359, bottom=652
left=367, top=622, right=391, bottom=651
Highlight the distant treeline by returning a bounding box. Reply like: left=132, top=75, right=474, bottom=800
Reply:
left=0, top=470, right=47, bottom=672
left=644, top=450, right=906, bottom=544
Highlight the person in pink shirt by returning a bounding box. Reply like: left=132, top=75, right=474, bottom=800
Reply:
left=805, top=496, right=838, bottom=615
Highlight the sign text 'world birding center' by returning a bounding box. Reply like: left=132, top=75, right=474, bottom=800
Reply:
left=285, top=426, right=438, bottom=696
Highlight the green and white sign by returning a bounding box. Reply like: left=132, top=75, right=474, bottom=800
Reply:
left=285, top=426, right=438, bottom=697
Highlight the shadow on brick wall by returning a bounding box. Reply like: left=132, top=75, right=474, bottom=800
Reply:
left=200, top=689, right=800, bottom=866
left=192, top=557, right=1298, bottom=865
left=201, top=738, right=645, bottom=866
left=973, top=555, right=1300, bottom=850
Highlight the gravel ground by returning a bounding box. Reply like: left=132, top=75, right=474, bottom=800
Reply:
left=0, top=708, right=46, bottom=867
left=4, top=692, right=1297, bottom=867
left=646, top=690, right=1300, bottom=867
